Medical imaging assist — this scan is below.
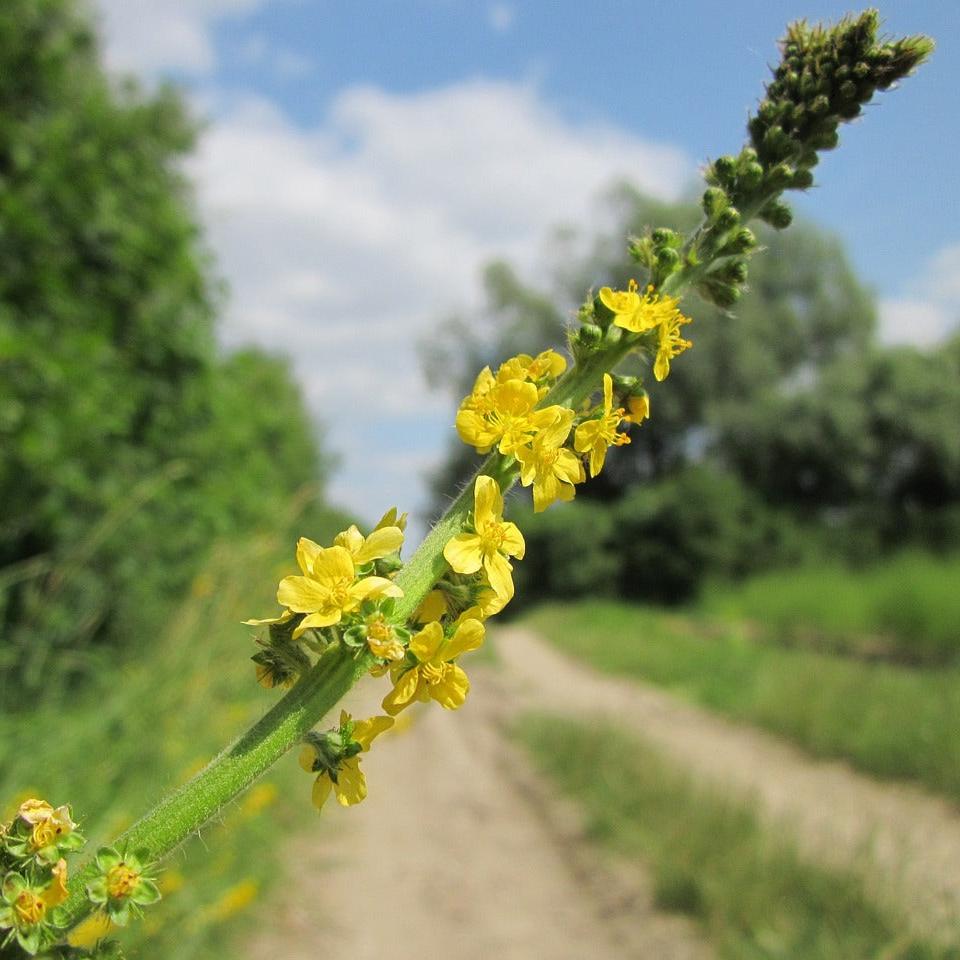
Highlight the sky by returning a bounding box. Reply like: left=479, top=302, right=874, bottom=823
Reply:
left=90, top=0, right=960, bottom=541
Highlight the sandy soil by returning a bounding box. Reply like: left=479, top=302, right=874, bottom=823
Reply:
left=497, top=627, right=960, bottom=944
left=249, top=625, right=960, bottom=958
left=247, top=659, right=712, bottom=960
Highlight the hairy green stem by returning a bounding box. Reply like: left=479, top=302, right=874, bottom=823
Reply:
left=55, top=328, right=639, bottom=935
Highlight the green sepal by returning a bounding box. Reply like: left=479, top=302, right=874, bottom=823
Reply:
left=84, top=877, right=108, bottom=905
left=130, top=879, right=161, bottom=907
left=341, top=625, right=367, bottom=649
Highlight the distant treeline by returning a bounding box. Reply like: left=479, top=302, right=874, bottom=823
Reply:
left=425, top=188, right=960, bottom=607
left=0, top=0, right=345, bottom=705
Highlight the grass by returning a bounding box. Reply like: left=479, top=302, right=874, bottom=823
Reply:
left=0, top=529, right=327, bottom=960
left=517, top=713, right=958, bottom=960
left=524, top=600, right=960, bottom=801
left=701, top=552, right=960, bottom=665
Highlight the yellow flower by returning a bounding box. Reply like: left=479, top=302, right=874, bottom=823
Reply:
left=299, top=712, right=393, bottom=810
left=43, top=860, right=69, bottom=909
left=597, top=278, right=642, bottom=321
left=374, top=507, right=407, bottom=532
left=626, top=392, right=651, bottom=423
left=653, top=310, right=693, bottom=381
left=495, top=349, right=567, bottom=384
left=456, top=378, right=562, bottom=455
left=333, top=522, right=404, bottom=565
left=277, top=540, right=402, bottom=638
left=443, top=476, right=524, bottom=601
left=610, top=283, right=684, bottom=335
left=17, top=800, right=76, bottom=851
left=363, top=612, right=405, bottom=661
left=574, top=373, right=631, bottom=478
left=413, top=589, right=449, bottom=624
left=515, top=407, right=585, bottom=512
left=382, top=618, right=484, bottom=715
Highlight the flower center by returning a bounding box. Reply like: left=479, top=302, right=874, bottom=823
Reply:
left=15, top=891, right=46, bottom=926
left=480, top=523, right=507, bottom=553
left=420, top=662, right=446, bottom=686
left=106, top=864, right=140, bottom=900
left=329, top=578, right=354, bottom=609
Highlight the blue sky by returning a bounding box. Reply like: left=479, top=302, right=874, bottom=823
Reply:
left=94, top=0, right=960, bottom=539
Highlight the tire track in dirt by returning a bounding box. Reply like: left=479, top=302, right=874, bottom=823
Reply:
left=496, top=626, right=960, bottom=944
left=247, top=662, right=712, bottom=960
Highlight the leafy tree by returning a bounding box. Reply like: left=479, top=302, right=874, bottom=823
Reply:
left=0, top=0, right=338, bottom=702
left=424, top=188, right=958, bottom=603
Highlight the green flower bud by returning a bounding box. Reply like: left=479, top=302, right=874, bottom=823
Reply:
left=697, top=277, right=742, bottom=309
left=789, top=168, right=815, bottom=190
left=720, top=228, right=757, bottom=256
left=714, top=207, right=740, bottom=232
left=701, top=187, right=727, bottom=220
left=759, top=199, right=793, bottom=230
left=656, top=247, right=680, bottom=273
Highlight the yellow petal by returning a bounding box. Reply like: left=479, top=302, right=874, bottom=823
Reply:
left=474, top=475, right=503, bottom=528
left=350, top=576, right=403, bottom=603
left=299, top=745, right=317, bottom=772
left=354, top=526, right=404, bottom=564
left=443, top=533, right=483, bottom=574
left=382, top=668, right=422, bottom=716
left=292, top=610, right=341, bottom=638
left=312, top=774, right=333, bottom=811
left=444, top=618, right=485, bottom=660
left=414, top=589, right=448, bottom=624
left=538, top=407, right=575, bottom=448
left=602, top=373, right=614, bottom=413
left=333, top=525, right=365, bottom=557
left=483, top=552, right=515, bottom=602
left=409, top=621, right=445, bottom=662
left=589, top=441, right=607, bottom=478
left=335, top=758, right=367, bottom=806
left=574, top=419, right=600, bottom=455
left=296, top=537, right=323, bottom=576
left=311, top=545, right=356, bottom=586
left=654, top=350, right=670, bottom=381
left=243, top=609, right=293, bottom=627
left=500, top=522, right=525, bottom=559
left=352, top=715, right=394, bottom=750
left=430, top=663, right=470, bottom=710
left=277, top=575, right=330, bottom=613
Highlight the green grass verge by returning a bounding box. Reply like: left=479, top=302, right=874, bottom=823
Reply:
left=523, top=601, right=960, bottom=801
left=517, top=713, right=958, bottom=960
left=701, top=553, right=960, bottom=665
left=0, top=530, right=330, bottom=960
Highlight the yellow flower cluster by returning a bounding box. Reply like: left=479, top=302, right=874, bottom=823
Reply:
left=597, top=280, right=692, bottom=381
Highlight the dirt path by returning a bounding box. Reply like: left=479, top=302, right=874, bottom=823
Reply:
left=496, top=626, right=960, bottom=943
left=247, top=663, right=712, bottom=960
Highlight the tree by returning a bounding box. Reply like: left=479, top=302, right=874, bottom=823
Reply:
left=0, top=0, right=338, bottom=702
left=424, top=187, right=957, bottom=603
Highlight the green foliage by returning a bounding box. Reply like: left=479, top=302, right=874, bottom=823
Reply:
left=0, top=0, right=338, bottom=704
left=509, top=466, right=808, bottom=609
left=425, top=184, right=959, bottom=600
left=518, top=713, right=955, bottom=960
left=0, top=531, right=331, bottom=960
left=703, top=552, right=960, bottom=665
left=525, top=600, right=960, bottom=801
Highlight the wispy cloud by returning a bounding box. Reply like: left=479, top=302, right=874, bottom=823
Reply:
left=190, top=81, right=692, bottom=529
left=487, top=3, right=515, bottom=33
left=94, top=0, right=268, bottom=74
left=879, top=243, right=960, bottom=347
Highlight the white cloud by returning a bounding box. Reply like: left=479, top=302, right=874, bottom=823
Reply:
left=879, top=243, right=960, bottom=347
left=189, top=80, right=692, bottom=535
left=93, top=0, right=268, bottom=74
left=488, top=3, right=515, bottom=32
